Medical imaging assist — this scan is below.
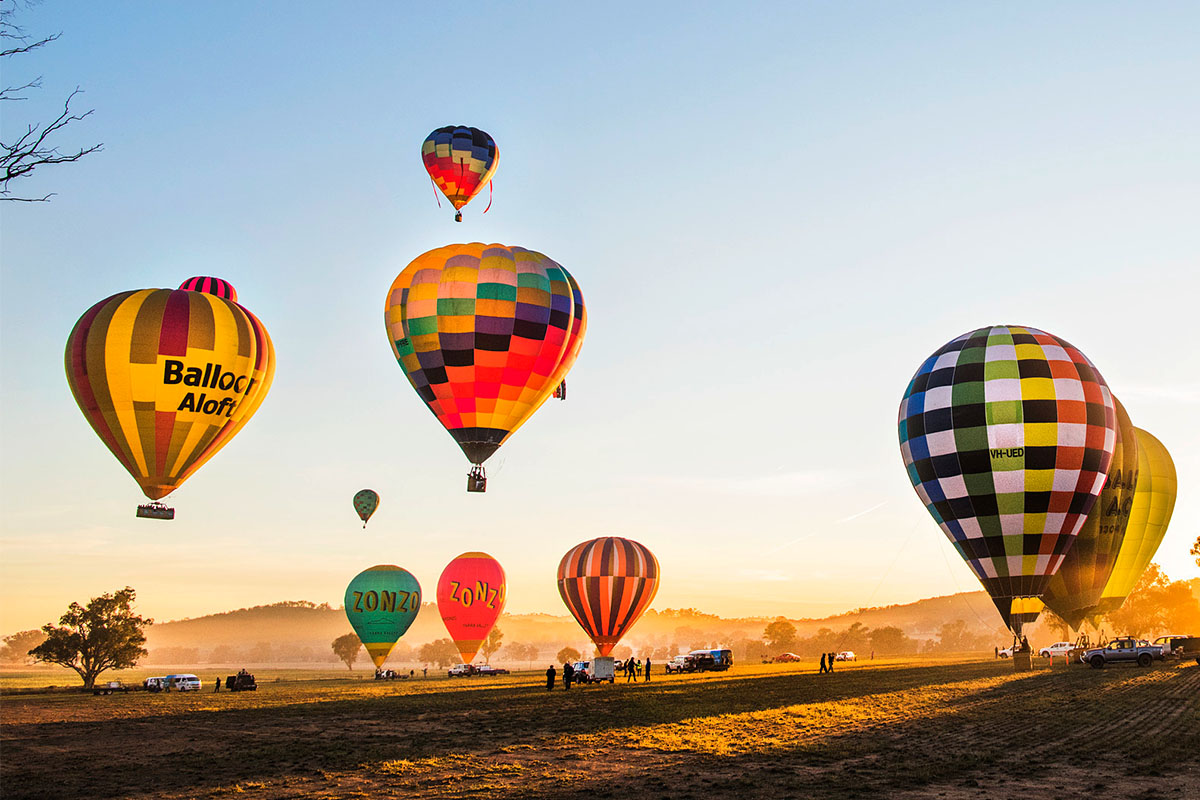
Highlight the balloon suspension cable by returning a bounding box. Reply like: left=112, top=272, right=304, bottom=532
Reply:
left=431, top=177, right=442, bottom=208
left=483, top=180, right=493, bottom=214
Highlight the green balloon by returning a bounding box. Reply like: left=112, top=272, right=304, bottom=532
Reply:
left=344, top=565, right=421, bottom=667
left=353, top=489, right=380, bottom=527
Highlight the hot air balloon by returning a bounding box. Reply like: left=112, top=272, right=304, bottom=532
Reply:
left=557, top=537, right=659, bottom=656
left=1094, top=428, right=1177, bottom=615
left=422, top=126, right=498, bottom=222
left=384, top=243, right=586, bottom=491
left=898, top=325, right=1116, bottom=636
left=64, top=278, right=275, bottom=518
left=1041, top=397, right=1138, bottom=630
left=437, top=552, right=506, bottom=664
left=353, top=489, right=380, bottom=528
left=344, top=565, right=422, bottom=668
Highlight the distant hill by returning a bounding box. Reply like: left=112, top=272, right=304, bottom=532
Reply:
left=139, top=591, right=1004, bottom=665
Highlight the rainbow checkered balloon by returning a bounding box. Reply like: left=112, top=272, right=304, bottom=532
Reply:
left=898, top=325, right=1116, bottom=635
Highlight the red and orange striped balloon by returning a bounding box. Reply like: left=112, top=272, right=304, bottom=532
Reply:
left=557, top=537, right=659, bottom=656
left=64, top=278, right=274, bottom=503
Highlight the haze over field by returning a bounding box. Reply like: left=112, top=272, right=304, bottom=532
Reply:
left=2, top=2, right=1198, bottom=637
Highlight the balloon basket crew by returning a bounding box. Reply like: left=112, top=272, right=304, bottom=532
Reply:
left=455, top=211, right=462, bottom=222
left=467, top=466, right=487, bottom=493
left=135, top=502, right=175, bottom=520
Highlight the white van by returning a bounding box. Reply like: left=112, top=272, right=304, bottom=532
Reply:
left=165, top=674, right=201, bottom=692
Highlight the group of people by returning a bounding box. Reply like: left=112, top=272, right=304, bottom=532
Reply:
left=817, top=651, right=839, bottom=673
left=544, top=656, right=653, bottom=690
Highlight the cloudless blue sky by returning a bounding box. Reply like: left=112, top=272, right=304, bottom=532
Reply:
left=2, top=1, right=1197, bottom=633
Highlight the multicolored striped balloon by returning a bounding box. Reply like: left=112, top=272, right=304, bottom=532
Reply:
left=557, top=537, right=659, bottom=657
left=344, top=565, right=421, bottom=668
left=1041, top=397, right=1139, bottom=630
left=384, top=243, right=585, bottom=467
left=64, top=279, right=274, bottom=503
left=1094, top=428, right=1177, bottom=615
left=898, top=325, right=1116, bottom=635
left=422, top=126, right=498, bottom=221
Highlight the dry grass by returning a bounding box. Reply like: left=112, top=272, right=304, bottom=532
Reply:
left=3, top=658, right=1197, bottom=799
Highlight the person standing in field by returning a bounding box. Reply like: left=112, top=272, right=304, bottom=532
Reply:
left=626, top=659, right=636, bottom=682
left=819, top=653, right=828, bottom=674
left=563, top=661, right=574, bottom=690
left=645, top=657, right=652, bottom=682
left=213, top=676, right=220, bottom=692
left=546, top=664, right=556, bottom=690
left=827, top=652, right=835, bottom=672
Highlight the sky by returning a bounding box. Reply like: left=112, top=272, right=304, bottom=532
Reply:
left=2, top=1, right=1198, bottom=635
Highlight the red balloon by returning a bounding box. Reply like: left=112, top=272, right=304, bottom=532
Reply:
left=437, top=552, right=507, bottom=664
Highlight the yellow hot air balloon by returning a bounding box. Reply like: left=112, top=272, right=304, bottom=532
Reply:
left=1094, top=428, right=1176, bottom=614
left=64, top=279, right=275, bottom=516
left=1041, top=398, right=1138, bottom=630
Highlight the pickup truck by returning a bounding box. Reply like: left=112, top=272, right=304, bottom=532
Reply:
left=92, top=681, right=130, bottom=695
left=1082, top=637, right=1165, bottom=669
left=1151, top=635, right=1200, bottom=657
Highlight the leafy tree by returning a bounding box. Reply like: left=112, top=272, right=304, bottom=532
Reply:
left=331, top=633, right=361, bottom=670
left=1, top=0, right=102, bottom=200
left=480, top=626, right=503, bottom=663
left=929, top=619, right=991, bottom=653
left=504, top=642, right=537, bottom=663
left=1038, top=608, right=1071, bottom=641
left=868, top=626, right=916, bottom=655
left=0, top=629, right=45, bottom=663
left=763, top=617, right=797, bottom=651
left=418, top=638, right=460, bottom=668
left=556, top=646, right=581, bottom=664
left=208, top=644, right=237, bottom=663
left=1106, top=563, right=1200, bottom=636
left=29, top=587, right=151, bottom=689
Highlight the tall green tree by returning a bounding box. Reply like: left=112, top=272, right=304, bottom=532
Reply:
left=480, top=626, right=504, bottom=664
left=331, top=633, right=361, bottom=670
left=1106, top=563, right=1200, bottom=636
left=556, top=646, right=581, bottom=664
left=418, top=638, right=460, bottom=668
left=763, top=617, right=797, bottom=651
left=29, top=587, right=151, bottom=689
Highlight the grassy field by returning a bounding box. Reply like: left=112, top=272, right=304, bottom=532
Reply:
left=3, top=657, right=1197, bottom=799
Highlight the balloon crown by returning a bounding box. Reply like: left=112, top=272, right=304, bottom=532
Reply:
left=179, top=276, right=237, bottom=303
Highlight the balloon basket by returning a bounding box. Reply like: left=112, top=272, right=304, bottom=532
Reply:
left=136, top=502, right=175, bottom=520
left=1013, top=651, right=1032, bottom=672
left=467, top=467, right=487, bottom=493
left=454, top=212, right=462, bottom=222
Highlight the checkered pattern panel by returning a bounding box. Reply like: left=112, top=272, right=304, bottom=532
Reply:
left=383, top=244, right=583, bottom=465
left=422, top=126, right=498, bottom=211
left=898, top=325, right=1116, bottom=630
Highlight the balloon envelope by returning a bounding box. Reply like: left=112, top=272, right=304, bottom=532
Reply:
left=898, top=325, right=1116, bottom=635
left=64, top=281, right=275, bottom=501
left=344, top=565, right=421, bottom=668
left=384, top=243, right=585, bottom=466
left=422, top=126, right=498, bottom=214
left=353, top=489, right=380, bottom=527
left=557, top=537, right=659, bottom=656
left=1041, top=397, right=1138, bottom=630
left=437, top=552, right=506, bottom=664
left=1095, top=428, right=1177, bottom=614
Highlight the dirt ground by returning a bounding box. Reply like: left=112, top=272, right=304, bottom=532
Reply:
left=3, top=658, right=1197, bottom=799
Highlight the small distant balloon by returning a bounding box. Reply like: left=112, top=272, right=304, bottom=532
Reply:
left=422, top=126, right=498, bottom=221
left=353, top=489, right=380, bottom=528
left=557, top=537, right=659, bottom=656
left=437, top=552, right=506, bottom=664
left=344, top=565, right=421, bottom=668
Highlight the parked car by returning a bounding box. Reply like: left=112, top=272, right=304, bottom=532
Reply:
left=92, top=681, right=130, bottom=696
left=667, top=654, right=698, bottom=672
left=448, top=664, right=474, bottom=677
left=143, top=676, right=168, bottom=692
left=1038, top=641, right=1075, bottom=658
left=165, top=674, right=201, bottom=692
left=836, top=651, right=856, bottom=662
left=688, top=649, right=734, bottom=671
left=773, top=653, right=802, bottom=663
left=1151, top=635, right=1200, bottom=657
left=997, top=646, right=1014, bottom=659
left=476, top=665, right=509, bottom=676
left=1082, top=637, right=1164, bottom=669
left=225, top=672, right=258, bottom=691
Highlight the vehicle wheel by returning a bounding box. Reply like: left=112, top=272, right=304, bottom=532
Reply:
left=1137, top=653, right=1152, bottom=667
left=1000, top=653, right=1008, bottom=659
left=1090, top=655, right=1105, bottom=669
left=1040, top=652, right=1049, bottom=658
